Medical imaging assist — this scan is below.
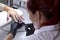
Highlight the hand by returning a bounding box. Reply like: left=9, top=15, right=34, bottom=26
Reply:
left=7, top=9, right=23, bottom=22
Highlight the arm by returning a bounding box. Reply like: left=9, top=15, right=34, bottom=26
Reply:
left=0, top=3, right=13, bottom=12
left=5, top=33, right=13, bottom=40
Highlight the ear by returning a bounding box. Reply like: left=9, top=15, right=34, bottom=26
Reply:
left=35, top=11, right=41, bottom=28
left=35, top=11, right=41, bottom=20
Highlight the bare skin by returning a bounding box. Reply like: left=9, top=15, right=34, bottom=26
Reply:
left=4, top=33, right=13, bottom=40
left=2, top=3, right=23, bottom=22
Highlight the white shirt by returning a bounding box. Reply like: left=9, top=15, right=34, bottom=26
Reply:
left=22, top=24, right=60, bottom=40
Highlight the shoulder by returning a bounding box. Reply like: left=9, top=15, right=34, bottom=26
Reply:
left=24, top=31, right=58, bottom=40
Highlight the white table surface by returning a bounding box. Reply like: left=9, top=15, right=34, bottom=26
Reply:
left=0, top=11, right=12, bottom=27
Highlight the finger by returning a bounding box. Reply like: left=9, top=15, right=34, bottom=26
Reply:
left=12, top=16, right=18, bottom=22
left=15, top=14, right=22, bottom=20
left=16, top=12, right=24, bottom=20
left=17, top=14, right=25, bottom=21
left=20, top=15, right=25, bottom=20
left=15, top=15, right=19, bottom=22
left=17, top=15, right=23, bottom=22
left=15, top=15, right=22, bottom=22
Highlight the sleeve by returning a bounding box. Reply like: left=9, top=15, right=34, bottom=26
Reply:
left=0, top=3, right=6, bottom=11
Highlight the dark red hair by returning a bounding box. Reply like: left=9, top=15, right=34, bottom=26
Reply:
left=27, top=0, right=59, bottom=26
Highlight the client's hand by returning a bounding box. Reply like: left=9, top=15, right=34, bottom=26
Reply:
left=7, top=9, right=23, bottom=22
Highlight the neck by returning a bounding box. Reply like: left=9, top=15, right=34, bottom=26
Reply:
left=40, top=14, right=47, bottom=26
